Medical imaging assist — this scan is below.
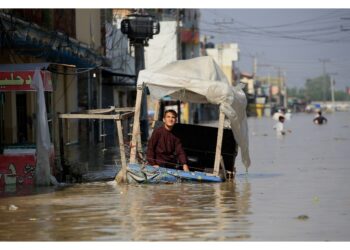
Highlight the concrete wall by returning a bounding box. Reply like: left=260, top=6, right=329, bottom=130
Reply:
left=75, top=9, right=101, bottom=49
left=206, top=43, right=239, bottom=85
left=145, top=21, right=178, bottom=69
left=52, top=65, right=78, bottom=150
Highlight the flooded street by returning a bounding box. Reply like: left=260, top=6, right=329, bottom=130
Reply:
left=1, top=112, right=350, bottom=241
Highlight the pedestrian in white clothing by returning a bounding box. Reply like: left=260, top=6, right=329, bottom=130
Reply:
left=273, top=115, right=291, bottom=136
left=272, top=109, right=285, bottom=121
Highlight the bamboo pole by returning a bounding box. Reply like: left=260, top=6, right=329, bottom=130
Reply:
left=151, top=100, right=160, bottom=129
left=213, top=110, right=225, bottom=176
left=58, top=113, right=65, bottom=168
left=114, top=107, right=135, bottom=112
left=220, top=155, right=227, bottom=181
left=130, top=84, right=144, bottom=164
left=86, top=106, right=115, bottom=114
left=59, top=113, right=121, bottom=120
left=115, top=119, right=127, bottom=183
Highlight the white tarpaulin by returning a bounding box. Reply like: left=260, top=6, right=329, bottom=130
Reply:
left=137, top=56, right=251, bottom=168
left=32, top=69, right=52, bottom=185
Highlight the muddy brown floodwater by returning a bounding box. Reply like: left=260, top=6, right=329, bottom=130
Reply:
left=0, top=112, right=349, bottom=241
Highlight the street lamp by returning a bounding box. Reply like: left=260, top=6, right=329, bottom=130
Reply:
left=121, top=13, right=160, bottom=46
left=121, top=13, right=160, bottom=142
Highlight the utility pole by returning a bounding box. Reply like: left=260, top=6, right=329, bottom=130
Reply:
left=329, top=72, right=338, bottom=111
left=277, top=67, right=282, bottom=107
left=253, top=56, right=257, bottom=77
left=283, top=71, right=287, bottom=109
left=176, top=9, right=182, bottom=60
left=319, top=58, right=330, bottom=102
left=267, top=71, right=271, bottom=107
left=331, top=77, right=335, bottom=111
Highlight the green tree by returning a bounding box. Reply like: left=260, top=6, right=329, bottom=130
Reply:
left=304, top=75, right=330, bottom=101
left=334, top=90, right=348, bottom=101
left=287, top=87, right=306, bottom=99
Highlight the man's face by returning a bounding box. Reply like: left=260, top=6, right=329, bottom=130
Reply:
left=163, top=112, right=176, bottom=128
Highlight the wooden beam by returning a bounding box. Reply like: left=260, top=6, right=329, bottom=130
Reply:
left=86, top=106, right=115, bottom=114
left=151, top=100, right=160, bottom=129
left=213, top=110, right=225, bottom=176
left=137, top=121, right=143, bottom=161
left=114, top=107, right=135, bottom=112
left=84, top=107, right=135, bottom=114
left=120, top=111, right=135, bottom=120
left=116, top=119, right=127, bottom=177
left=220, top=155, right=227, bottom=181
left=58, top=112, right=65, bottom=168
left=59, top=113, right=122, bottom=120
left=130, top=85, right=144, bottom=163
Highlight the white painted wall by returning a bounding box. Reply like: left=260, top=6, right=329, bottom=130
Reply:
left=144, top=21, right=178, bottom=70
left=206, top=43, right=239, bottom=85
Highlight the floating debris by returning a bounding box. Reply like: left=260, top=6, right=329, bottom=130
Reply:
left=296, top=215, right=309, bottom=221
left=334, top=137, right=348, bottom=141
left=8, top=204, right=18, bottom=211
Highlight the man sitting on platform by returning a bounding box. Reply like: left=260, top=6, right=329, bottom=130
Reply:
left=146, top=109, right=190, bottom=171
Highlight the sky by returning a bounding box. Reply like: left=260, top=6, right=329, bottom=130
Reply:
left=2, top=2, right=350, bottom=91
left=199, top=9, right=350, bottom=91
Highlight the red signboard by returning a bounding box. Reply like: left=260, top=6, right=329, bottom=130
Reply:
left=0, top=155, right=36, bottom=186
left=0, top=70, right=53, bottom=92
left=0, top=146, right=55, bottom=187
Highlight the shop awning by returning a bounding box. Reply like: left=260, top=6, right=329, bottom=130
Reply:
left=100, top=66, right=136, bottom=86
left=100, top=67, right=136, bottom=78
left=0, top=63, right=72, bottom=92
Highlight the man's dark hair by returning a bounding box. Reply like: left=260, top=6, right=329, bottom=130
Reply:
left=279, top=115, right=285, bottom=122
left=164, top=109, right=177, bottom=118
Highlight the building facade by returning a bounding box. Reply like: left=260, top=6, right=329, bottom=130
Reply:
left=0, top=9, right=110, bottom=185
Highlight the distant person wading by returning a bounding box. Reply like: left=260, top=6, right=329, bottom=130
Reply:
left=273, top=115, right=291, bottom=136
left=313, top=111, right=328, bottom=125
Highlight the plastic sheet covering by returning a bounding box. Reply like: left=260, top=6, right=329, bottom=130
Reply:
left=126, top=165, right=178, bottom=184
left=126, top=164, right=223, bottom=184
left=137, top=56, right=251, bottom=168
left=31, top=69, right=51, bottom=185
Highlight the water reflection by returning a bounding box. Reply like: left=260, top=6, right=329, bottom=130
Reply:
left=0, top=180, right=252, bottom=241
left=113, top=181, right=252, bottom=241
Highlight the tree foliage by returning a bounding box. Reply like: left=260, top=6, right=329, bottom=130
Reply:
left=287, top=86, right=306, bottom=99
left=304, top=75, right=330, bottom=101
left=287, top=75, right=349, bottom=101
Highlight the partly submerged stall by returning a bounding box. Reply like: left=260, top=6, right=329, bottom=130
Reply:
left=119, top=56, right=251, bottom=184
left=0, top=65, right=54, bottom=187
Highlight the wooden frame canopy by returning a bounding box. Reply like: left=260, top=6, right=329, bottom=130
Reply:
left=58, top=107, right=135, bottom=175
left=130, top=84, right=227, bottom=178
